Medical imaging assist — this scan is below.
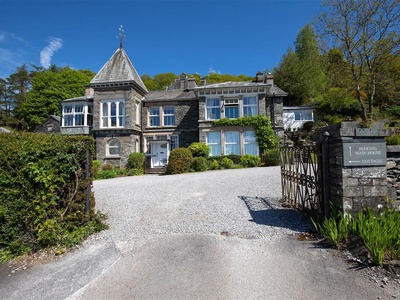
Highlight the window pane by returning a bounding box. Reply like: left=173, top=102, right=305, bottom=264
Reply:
left=244, top=131, right=256, bottom=143
left=64, top=115, right=73, bottom=126
left=75, top=114, right=84, bottom=126
left=150, top=107, right=160, bottom=115
left=225, top=106, right=239, bottom=119
left=244, top=131, right=258, bottom=156
left=206, top=98, right=220, bottom=120
left=164, top=116, right=175, bottom=126
left=75, top=105, right=83, bottom=113
left=206, top=132, right=221, bottom=156
left=206, top=98, right=219, bottom=106
left=244, top=144, right=258, bottom=156
left=108, top=139, right=121, bottom=156
left=102, top=103, right=108, bottom=116
left=64, top=105, right=72, bottom=113
left=243, top=96, right=257, bottom=105
left=225, top=131, right=239, bottom=155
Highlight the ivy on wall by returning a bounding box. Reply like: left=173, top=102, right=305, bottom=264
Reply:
left=213, top=115, right=278, bottom=152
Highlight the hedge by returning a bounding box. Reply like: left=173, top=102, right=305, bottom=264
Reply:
left=0, top=132, right=106, bottom=260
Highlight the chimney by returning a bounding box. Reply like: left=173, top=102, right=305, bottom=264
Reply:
left=200, top=77, right=206, bottom=86
left=255, top=71, right=264, bottom=82
left=265, top=73, right=274, bottom=85
left=85, top=87, right=94, bottom=96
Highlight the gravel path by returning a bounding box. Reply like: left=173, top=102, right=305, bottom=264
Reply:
left=89, top=166, right=312, bottom=252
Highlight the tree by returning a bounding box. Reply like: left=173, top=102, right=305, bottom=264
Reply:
left=275, top=24, right=326, bottom=105
left=19, top=66, right=94, bottom=129
left=6, top=64, right=32, bottom=120
left=317, top=0, right=400, bottom=123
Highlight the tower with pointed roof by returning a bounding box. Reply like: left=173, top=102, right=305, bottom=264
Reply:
left=90, top=44, right=148, bottom=167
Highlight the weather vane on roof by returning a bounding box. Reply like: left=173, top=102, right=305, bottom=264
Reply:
left=117, top=25, right=126, bottom=48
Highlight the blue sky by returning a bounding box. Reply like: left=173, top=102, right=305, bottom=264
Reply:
left=0, top=0, right=323, bottom=79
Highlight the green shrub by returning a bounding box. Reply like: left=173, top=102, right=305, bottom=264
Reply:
left=127, top=152, right=145, bottom=170
left=220, top=157, right=234, bottom=169
left=209, top=159, right=220, bottom=170
left=240, top=154, right=261, bottom=167
left=386, top=134, right=400, bottom=145
left=96, top=169, right=119, bottom=179
left=263, top=148, right=281, bottom=166
left=313, top=204, right=400, bottom=267
left=0, top=133, right=107, bottom=261
left=126, top=168, right=143, bottom=176
left=166, top=147, right=193, bottom=174
left=191, top=157, right=209, bottom=172
left=101, top=163, right=113, bottom=171
left=188, top=142, right=210, bottom=158
left=92, top=160, right=101, bottom=178
left=207, top=155, right=241, bottom=165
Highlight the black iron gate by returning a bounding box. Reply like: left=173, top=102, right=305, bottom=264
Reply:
left=280, top=144, right=325, bottom=216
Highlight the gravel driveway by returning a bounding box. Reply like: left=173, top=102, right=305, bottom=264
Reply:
left=2, top=166, right=399, bottom=300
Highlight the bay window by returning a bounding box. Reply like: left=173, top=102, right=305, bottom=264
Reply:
left=62, top=103, right=92, bottom=127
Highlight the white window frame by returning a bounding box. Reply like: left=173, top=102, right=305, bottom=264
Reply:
left=101, top=99, right=125, bottom=128
left=243, top=96, right=258, bottom=117
left=149, top=107, right=160, bottom=127
left=62, top=103, right=92, bottom=127
left=224, top=131, right=240, bottom=155
left=244, top=131, right=259, bottom=156
left=107, top=139, right=121, bottom=157
left=206, top=131, right=222, bottom=156
left=224, top=98, right=239, bottom=119
left=135, top=101, right=140, bottom=125
left=163, top=106, right=175, bottom=126
left=206, top=98, right=221, bottom=120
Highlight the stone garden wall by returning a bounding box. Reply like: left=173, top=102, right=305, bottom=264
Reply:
left=386, top=145, right=400, bottom=209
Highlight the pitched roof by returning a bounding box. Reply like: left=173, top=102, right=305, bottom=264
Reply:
left=144, top=90, right=197, bottom=102
left=267, top=85, right=288, bottom=97
left=90, top=47, right=148, bottom=93
left=195, top=81, right=267, bottom=89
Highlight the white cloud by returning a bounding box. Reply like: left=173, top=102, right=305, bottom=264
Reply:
left=40, top=37, right=63, bottom=68
left=208, top=67, right=221, bottom=74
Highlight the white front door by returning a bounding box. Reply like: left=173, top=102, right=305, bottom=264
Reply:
left=151, top=142, right=169, bottom=167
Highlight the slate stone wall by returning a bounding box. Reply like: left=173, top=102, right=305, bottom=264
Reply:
left=319, top=122, right=391, bottom=215
left=386, top=145, right=400, bottom=208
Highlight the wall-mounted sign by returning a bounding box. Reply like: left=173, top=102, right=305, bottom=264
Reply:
left=343, top=142, right=386, bottom=167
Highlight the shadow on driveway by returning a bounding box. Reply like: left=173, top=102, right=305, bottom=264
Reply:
left=239, top=195, right=313, bottom=233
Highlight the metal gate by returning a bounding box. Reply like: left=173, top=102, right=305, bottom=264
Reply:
left=280, top=144, right=324, bottom=216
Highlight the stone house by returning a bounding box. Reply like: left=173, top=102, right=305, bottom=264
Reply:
left=34, top=115, right=61, bottom=134
left=60, top=46, right=287, bottom=170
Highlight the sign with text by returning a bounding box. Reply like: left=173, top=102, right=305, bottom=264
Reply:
left=343, top=142, right=386, bottom=167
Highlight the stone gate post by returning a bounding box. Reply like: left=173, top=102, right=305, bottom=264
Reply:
left=319, top=122, right=390, bottom=215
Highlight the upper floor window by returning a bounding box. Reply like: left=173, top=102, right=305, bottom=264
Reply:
left=206, top=98, right=220, bottom=120
left=243, top=96, right=258, bottom=116
left=206, top=95, right=258, bottom=120
left=148, top=106, right=175, bottom=127
left=224, top=98, right=239, bottom=119
left=163, top=106, right=175, bottom=126
left=101, top=100, right=125, bottom=128
left=62, top=103, right=92, bottom=127
left=149, top=107, right=160, bottom=126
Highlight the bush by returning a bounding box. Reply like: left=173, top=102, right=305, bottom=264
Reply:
left=263, top=148, right=281, bottom=166
left=101, top=163, right=113, bottom=171
left=220, top=157, right=234, bottom=169
left=0, top=133, right=107, bottom=261
left=188, top=142, right=210, bottom=158
left=191, top=157, right=209, bottom=172
left=240, top=154, right=261, bottom=168
left=386, top=134, right=400, bottom=145
left=166, top=147, right=193, bottom=174
left=127, top=152, right=145, bottom=170
left=209, top=159, right=220, bottom=170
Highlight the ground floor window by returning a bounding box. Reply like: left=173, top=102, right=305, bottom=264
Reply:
left=206, top=130, right=259, bottom=156
left=244, top=131, right=259, bottom=156
left=206, top=132, right=222, bottom=156
left=225, top=131, right=239, bottom=155
left=107, top=139, right=121, bottom=157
